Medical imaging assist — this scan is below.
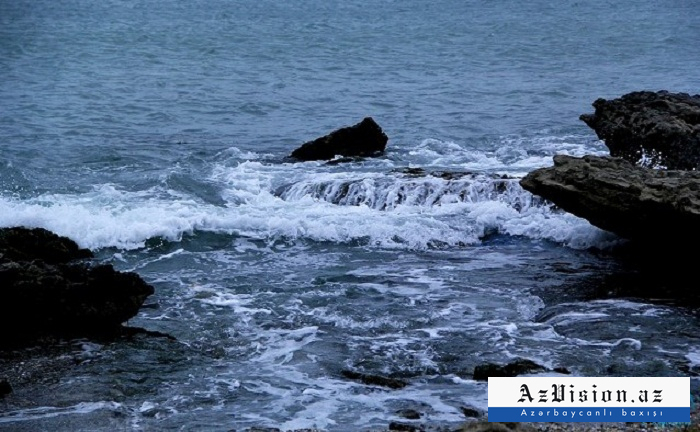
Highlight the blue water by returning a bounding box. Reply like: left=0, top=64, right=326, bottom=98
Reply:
left=1, top=1, right=700, bottom=430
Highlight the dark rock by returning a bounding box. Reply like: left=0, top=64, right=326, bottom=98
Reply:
left=520, top=155, right=700, bottom=241
left=388, top=422, right=422, bottom=432
left=473, top=359, right=546, bottom=381
left=461, top=422, right=535, bottom=432
left=0, top=227, right=154, bottom=348
left=396, top=409, right=422, bottom=420
left=290, top=117, right=388, bottom=161
left=0, top=227, right=93, bottom=264
left=580, top=91, right=700, bottom=170
left=0, top=261, right=154, bottom=347
left=552, top=366, right=571, bottom=375
left=460, top=406, right=481, bottom=418
left=0, top=379, right=11, bottom=398
left=341, top=369, right=408, bottom=389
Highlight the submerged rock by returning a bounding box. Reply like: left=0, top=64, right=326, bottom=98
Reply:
left=472, top=359, right=547, bottom=381
left=0, top=227, right=154, bottom=348
left=275, top=170, right=530, bottom=212
left=341, top=369, right=408, bottom=389
left=396, top=409, right=422, bottom=420
left=290, top=117, right=388, bottom=161
left=388, top=422, right=423, bottom=432
left=580, top=91, right=700, bottom=170
left=460, top=407, right=482, bottom=418
left=520, top=155, right=700, bottom=241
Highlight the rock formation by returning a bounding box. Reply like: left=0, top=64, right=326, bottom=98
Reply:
left=290, top=117, right=388, bottom=161
left=0, top=227, right=154, bottom=348
left=520, top=155, right=700, bottom=241
left=472, top=359, right=548, bottom=381
left=580, top=91, right=700, bottom=170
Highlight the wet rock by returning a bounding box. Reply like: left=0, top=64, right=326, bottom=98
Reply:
left=552, top=366, right=571, bottom=375
left=460, top=421, right=535, bottom=432
left=0, top=379, right=11, bottom=398
left=460, top=406, right=482, bottom=418
left=341, top=369, right=408, bottom=389
left=519, top=155, right=700, bottom=241
left=0, top=227, right=154, bottom=348
left=473, top=359, right=547, bottom=381
left=0, top=227, right=92, bottom=264
left=396, top=409, right=422, bottom=420
left=580, top=91, right=700, bottom=170
left=388, top=422, right=423, bottom=432
left=290, top=117, right=388, bottom=161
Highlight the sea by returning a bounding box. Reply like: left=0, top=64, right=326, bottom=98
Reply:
left=1, top=1, right=699, bottom=430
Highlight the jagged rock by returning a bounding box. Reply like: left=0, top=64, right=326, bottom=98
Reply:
left=290, top=117, right=388, bottom=161
left=519, top=155, right=700, bottom=241
left=580, top=91, right=700, bottom=170
left=472, top=359, right=547, bottom=381
left=396, top=409, right=422, bottom=420
left=388, top=422, right=423, bottom=432
left=0, top=227, right=93, bottom=264
left=0, top=227, right=154, bottom=348
left=460, top=407, right=482, bottom=418
left=341, top=369, right=408, bottom=389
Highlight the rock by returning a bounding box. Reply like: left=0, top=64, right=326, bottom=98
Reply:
left=473, top=359, right=547, bottom=381
left=0, top=227, right=93, bottom=264
left=0, top=227, right=154, bottom=348
left=519, top=155, right=700, bottom=241
left=0, top=379, right=11, bottom=398
left=396, top=409, right=422, bottom=420
left=460, top=421, right=535, bottom=432
left=460, top=407, right=481, bottom=418
left=388, top=422, right=423, bottom=432
left=580, top=91, right=700, bottom=170
left=290, top=117, right=388, bottom=161
left=341, top=369, right=408, bottom=389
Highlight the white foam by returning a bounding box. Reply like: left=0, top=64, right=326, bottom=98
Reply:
left=0, top=402, right=123, bottom=423
left=0, top=141, right=619, bottom=251
left=686, top=349, right=700, bottom=368
left=397, top=134, right=607, bottom=173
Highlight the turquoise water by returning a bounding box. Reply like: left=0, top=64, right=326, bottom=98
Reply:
left=1, top=1, right=699, bottom=430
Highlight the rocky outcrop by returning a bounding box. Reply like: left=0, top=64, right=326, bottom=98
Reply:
left=290, top=117, right=388, bottom=161
left=520, top=155, right=700, bottom=241
left=472, top=359, right=547, bottom=381
left=580, top=91, right=700, bottom=170
left=341, top=369, right=408, bottom=389
left=0, top=226, right=93, bottom=263
left=0, top=227, right=154, bottom=348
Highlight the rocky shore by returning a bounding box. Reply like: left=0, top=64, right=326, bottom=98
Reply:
left=0, top=227, right=154, bottom=349
left=522, top=91, right=700, bottom=243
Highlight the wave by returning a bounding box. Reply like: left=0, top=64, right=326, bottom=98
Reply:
left=0, top=139, right=617, bottom=251
left=275, top=171, right=537, bottom=211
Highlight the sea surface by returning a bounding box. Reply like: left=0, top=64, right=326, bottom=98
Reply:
left=1, top=1, right=700, bottom=430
